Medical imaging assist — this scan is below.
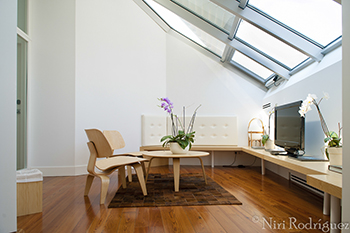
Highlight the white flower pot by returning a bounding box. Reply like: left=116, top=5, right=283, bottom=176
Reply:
left=264, top=139, right=274, bottom=150
left=327, top=147, right=342, bottom=166
left=169, top=142, right=189, bottom=154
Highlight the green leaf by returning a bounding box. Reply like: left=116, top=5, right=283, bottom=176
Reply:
left=324, top=137, right=332, bottom=143
left=160, top=135, right=172, bottom=142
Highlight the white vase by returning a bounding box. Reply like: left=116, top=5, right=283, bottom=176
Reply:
left=264, top=139, right=274, bottom=150
left=169, top=142, right=189, bottom=154
left=327, top=147, right=342, bottom=166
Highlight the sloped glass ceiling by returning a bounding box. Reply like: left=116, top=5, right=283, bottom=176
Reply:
left=145, top=0, right=226, bottom=56
left=141, top=0, right=342, bottom=86
left=248, top=0, right=342, bottom=47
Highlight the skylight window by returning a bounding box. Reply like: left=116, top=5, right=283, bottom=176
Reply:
left=145, top=0, right=226, bottom=56
left=171, top=0, right=236, bottom=34
left=232, top=51, right=274, bottom=80
left=235, top=20, right=309, bottom=70
left=137, top=0, right=342, bottom=86
left=248, top=0, right=342, bottom=47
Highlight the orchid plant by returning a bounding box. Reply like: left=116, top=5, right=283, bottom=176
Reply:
left=299, top=93, right=342, bottom=149
left=158, top=97, right=201, bottom=149
left=262, top=109, right=274, bottom=146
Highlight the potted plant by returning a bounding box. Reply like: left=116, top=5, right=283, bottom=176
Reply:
left=158, top=97, right=201, bottom=154
left=262, top=109, right=274, bottom=150
left=261, top=134, right=273, bottom=150
left=324, top=126, right=342, bottom=166
left=299, top=93, right=342, bottom=165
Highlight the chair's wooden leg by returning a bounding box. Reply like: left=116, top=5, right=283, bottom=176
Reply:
left=134, top=163, right=147, bottom=196
left=84, top=174, right=95, bottom=196
left=198, top=157, right=207, bottom=184
left=119, top=166, right=127, bottom=188
left=127, top=165, right=132, bottom=182
left=99, top=175, right=110, bottom=204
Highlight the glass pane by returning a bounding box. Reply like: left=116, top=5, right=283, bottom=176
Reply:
left=145, top=0, right=226, bottom=56
left=232, top=51, right=274, bottom=79
left=248, top=0, right=342, bottom=47
left=172, top=0, right=236, bottom=34
left=17, top=0, right=28, bottom=33
left=236, top=20, right=309, bottom=69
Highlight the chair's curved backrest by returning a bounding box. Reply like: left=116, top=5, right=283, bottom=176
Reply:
left=103, top=130, right=126, bottom=150
left=85, top=129, right=113, bottom=158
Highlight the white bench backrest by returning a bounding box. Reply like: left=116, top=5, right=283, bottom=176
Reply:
left=141, top=115, right=238, bottom=146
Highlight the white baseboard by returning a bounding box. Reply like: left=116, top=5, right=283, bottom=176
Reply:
left=31, top=165, right=88, bottom=177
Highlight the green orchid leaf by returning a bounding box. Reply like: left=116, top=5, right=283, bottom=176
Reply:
left=324, top=137, right=332, bottom=143
left=160, top=135, right=172, bottom=142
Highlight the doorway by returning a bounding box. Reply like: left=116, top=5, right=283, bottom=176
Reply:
left=17, top=35, right=28, bottom=170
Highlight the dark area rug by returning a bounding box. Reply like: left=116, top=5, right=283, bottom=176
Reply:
left=108, top=173, right=242, bottom=208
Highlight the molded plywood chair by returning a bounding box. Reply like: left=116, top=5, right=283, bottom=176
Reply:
left=103, top=130, right=146, bottom=182
left=84, top=129, right=148, bottom=204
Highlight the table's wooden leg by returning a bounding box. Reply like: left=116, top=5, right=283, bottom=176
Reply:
left=145, top=157, right=154, bottom=183
left=127, top=165, right=132, bottom=182
left=141, top=162, right=146, bottom=176
left=119, top=166, right=127, bottom=188
left=173, top=158, right=180, bottom=192
left=198, top=157, right=207, bottom=184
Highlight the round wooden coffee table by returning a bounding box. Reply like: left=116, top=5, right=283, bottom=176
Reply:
left=142, top=151, right=209, bottom=192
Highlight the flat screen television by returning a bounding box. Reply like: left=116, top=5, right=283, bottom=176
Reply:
left=274, top=100, right=305, bottom=156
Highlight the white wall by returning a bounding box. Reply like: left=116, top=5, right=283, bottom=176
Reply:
left=263, top=47, right=342, bottom=159
left=75, top=0, right=167, bottom=172
left=29, top=0, right=76, bottom=175
left=0, top=0, right=17, bottom=231
left=342, top=0, right=350, bottom=227
left=165, top=32, right=266, bottom=166
left=28, top=0, right=167, bottom=176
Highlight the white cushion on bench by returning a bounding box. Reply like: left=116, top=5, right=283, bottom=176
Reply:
left=141, top=115, right=238, bottom=146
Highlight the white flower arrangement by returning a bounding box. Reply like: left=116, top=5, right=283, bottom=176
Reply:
left=299, top=92, right=341, bottom=148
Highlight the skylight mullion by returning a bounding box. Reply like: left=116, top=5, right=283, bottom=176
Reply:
left=232, top=51, right=274, bottom=82
left=228, top=17, right=241, bottom=40
left=238, top=0, right=248, bottom=9
left=221, top=45, right=234, bottom=62
left=211, top=0, right=324, bottom=62
left=229, top=39, right=290, bottom=79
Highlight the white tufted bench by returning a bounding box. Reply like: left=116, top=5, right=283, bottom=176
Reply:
left=140, top=115, right=238, bottom=167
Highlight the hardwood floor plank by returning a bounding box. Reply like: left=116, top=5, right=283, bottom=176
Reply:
left=160, top=207, right=182, bottom=233
left=182, top=206, right=212, bottom=233
left=148, top=207, right=165, bottom=233
left=116, top=208, right=137, bottom=233
left=17, top=166, right=329, bottom=233
left=173, top=206, right=196, bottom=233
left=206, top=205, right=244, bottom=233
left=193, top=206, right=226, bottom=233
left=135, top=207, right=149, bottom=228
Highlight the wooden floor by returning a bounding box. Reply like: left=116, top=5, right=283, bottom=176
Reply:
left=17, top=166, right=329, bottom=233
